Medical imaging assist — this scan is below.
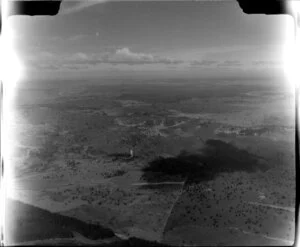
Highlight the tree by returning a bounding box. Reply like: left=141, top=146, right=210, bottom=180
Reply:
left=120, top=129, right=145, bottom=158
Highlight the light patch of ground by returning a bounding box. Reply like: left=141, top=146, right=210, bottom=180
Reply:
left=173, top=128, right=194, bottom=137
left=115, top=118, right=146, bottom=127
left=169, top=109, right=210, bottom=120
left=117, top=100, right=151, bottom=107
left=140, top=118, right=188, bottom=138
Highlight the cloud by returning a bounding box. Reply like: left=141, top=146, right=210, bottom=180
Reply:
left=70, top=52, right=89, bottom=60
left=28, top=47, right=183, bottom=71
left=106, top=47, right=183, bottom=65
left=59, top=1, right=108, bottom=15
left=189, top=59, right=243, bottom=69
left=60, top=0, right=228, bottom=15
left=33, top=63, right=60, bottom=71
left=252, top=60, right=282, bottom=67
left=67, top=47, right=183, bottom=66
left=62, top=64, right=90, bottom=70
left=27, top=51, right=55, bottom=62
left=217, top=60, right=243, bottom=67
left=30, top=61, right=89, bottom=72
left=68, top=34, right=87, bottom=42
left=190, top=60, right=218, bottom=67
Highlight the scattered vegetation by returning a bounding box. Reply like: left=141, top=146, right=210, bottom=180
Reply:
left=101, top=169, right=126, bottom=178
left=120, top=129, right=147, bottom=157
left=66, top=159, right=80, bottom=172
left=15, top=80, right=294, bottom=245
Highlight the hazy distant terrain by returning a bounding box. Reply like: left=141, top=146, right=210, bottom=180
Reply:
left=7, top=77, right=295, bottom=245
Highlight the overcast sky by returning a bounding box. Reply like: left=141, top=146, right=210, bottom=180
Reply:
left=7, top=0, right=291, bottom=80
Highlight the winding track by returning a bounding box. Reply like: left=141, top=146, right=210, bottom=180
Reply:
left=247, top=201, right=295, bottom=212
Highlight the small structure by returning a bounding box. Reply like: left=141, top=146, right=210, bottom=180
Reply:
left=130, top=149, right=134, bottom=158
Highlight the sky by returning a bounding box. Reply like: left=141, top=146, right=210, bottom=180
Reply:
left=6, top=0, right=292, bottom=80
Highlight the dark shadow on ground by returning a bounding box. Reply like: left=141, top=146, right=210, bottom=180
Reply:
left=142, top=139, right=269, bottom=184
left=5, top=198, right=115, bottom=244
left=5, top=198, right=171, bottom=246
left=104, top=237, right=171, bottom=247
